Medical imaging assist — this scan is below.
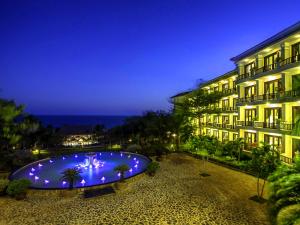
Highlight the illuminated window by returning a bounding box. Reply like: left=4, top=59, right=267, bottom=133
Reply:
left=222, top=131, right=229, bottom=142
left=244, top=62, right=255, bottom=74
left=264, top=134, right=283, bottom=153
left=264, top=108, right=282, bottom=128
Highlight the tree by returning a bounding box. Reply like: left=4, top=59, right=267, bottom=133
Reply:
left=173, top=88, right=223, bottom=135
left=248, top=142, right=281, bottom=201
left=232, top=138, right=244, bottom=161
left=268, top=156, right=300, bottom=216
left=114, top=164, right=129, bottom=182
left=60, top=168, right=82, bottom=190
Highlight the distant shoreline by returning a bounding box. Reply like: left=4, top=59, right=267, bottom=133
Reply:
left=35, top=115, right=129, bottom=129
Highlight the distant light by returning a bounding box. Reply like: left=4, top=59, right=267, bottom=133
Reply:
left=75, top=155, right=78, bottom=158
left=101, top=176, right=105, bottom=182
left=129, top=168, right=133, bottom=173
left=38, top=163, right=43, bottom=167
left=34, top=176, right=39, bottom=180
left=134, top=164, right=138, bottom=168
left=29, top=172, right=34, bottom=176
left=117, top=172, right=121, bottom=177
left=133, top=157, right=136, bottom=161
left=81, top=179, right=86, bottom=185
left=62, top=157, right=66, bottom=160
left=44, top=180, right=49, bottom=184
left=31, top=168, right=35, bottom=172
left=62, top=181, right=67, bottom=185
left=49, top=160, right=53, bottom=163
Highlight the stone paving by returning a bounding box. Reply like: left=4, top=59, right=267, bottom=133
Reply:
left=0, top=153, right=270, bottom=225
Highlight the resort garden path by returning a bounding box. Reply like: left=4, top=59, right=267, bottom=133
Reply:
left=0, top=153, right=269, bottom=225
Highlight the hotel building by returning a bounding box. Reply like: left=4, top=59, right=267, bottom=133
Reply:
left=172, top=21, right=300, bottom=163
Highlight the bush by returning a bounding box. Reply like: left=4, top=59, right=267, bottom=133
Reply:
left=0, top=179, right=9, bottom=194
left=6, top=179, right=31, bottom=199
left=146, top=161, right=160, bottom=176
left=277, top=204, right=300, bottom=225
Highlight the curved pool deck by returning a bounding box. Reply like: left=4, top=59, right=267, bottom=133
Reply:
left=0, top=153, right=269, bottom=225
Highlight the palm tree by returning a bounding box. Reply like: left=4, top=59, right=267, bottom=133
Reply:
left=233, top=138, right=244, bottom=161
left=114, top=164, right=129, bottom=182
left=61, top=168, right=82, bottom=190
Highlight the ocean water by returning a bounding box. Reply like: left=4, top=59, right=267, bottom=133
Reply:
left=35, top=115, right=128, bottom=129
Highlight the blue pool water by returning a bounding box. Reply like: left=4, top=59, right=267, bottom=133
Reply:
left=11, top=151, right=150, bottom=189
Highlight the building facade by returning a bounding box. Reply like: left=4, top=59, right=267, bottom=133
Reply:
left=172, top=21, right=300, bottom=163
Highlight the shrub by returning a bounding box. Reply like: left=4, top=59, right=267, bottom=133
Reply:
left=0, top=179, right=9, bottom=194
left=277, top=204, right=300, bottom=225
left=146, top=161, right=160, bottom=176
left=6, top=179, right=31, bottom=199
left=114, top=164, right=129, bottom=182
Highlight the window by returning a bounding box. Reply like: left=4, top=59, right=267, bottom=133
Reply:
left=213, top=115, right=219, bottom=124
left=264, top=52, right=279, bottom=70
left=264, top=135, right=283, bottom=153
left=222, top=83, right=229, bottom=91
left=222, top=115, right=229, bottom=125
left=292, top=42, right=300, bottom=57
left=233, top=116, right=238, bottom=128
left=264, top=108, right=282, bottom=128
left=214, top=86, right=219, bottom=92
left=222, top=132, right=229, bottom=142
left=245, top=85, right=256, bottom=98
left=245, top=109, right=256, bottom=126
left=244, top=62, right=255, bottom=74
left=292, top=75, right=300, bottom=91
left=233, top=133, right=238, bottom=141
left=233, top=98, right=237, bottom=110
left=264, top=79, right=282, bottom=95
left=222, top=99, right=229, bottom=109
left=213, top=130, right=219, bottom=138
left=244, top=132, right=257, bottom=149
left=206, top=129, right=211, bottom=136
left=292, top=106, right=300, bottom=124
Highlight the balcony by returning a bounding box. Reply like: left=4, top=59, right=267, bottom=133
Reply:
left=237, top=90, right=300, bottom=104
left=203, top=122, right=237, bottom=130
left=221, top=107, right=238, bottom=112
left=237, top=121, right=294, bottom=131
left=222, top=88, right=237, bottom=96
left=237, top=55, right=300, bottom=82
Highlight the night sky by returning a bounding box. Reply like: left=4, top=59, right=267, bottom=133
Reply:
left=1, top=0, right=300, bottom=115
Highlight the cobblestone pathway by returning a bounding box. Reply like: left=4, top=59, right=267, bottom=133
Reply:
left=0, top=153, right=270, bottom=225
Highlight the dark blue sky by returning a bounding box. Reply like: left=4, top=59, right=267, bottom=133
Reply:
left=1, top=0, right=300, bottom=115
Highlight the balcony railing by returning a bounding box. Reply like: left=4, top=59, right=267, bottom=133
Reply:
left=238, top=121, right=294, bottom=131
left=280, top=155, right=293, bottom=164
left=222, top=88, right=237, bottom=95
left=237, top=55, right=300, bottom=82
left=203, top=122, right=237, bottom=130
left=237, top=90, right=300, bottom=104
left=221, top=107, right=238, bottom=112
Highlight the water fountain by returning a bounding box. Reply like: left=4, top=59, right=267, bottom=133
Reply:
left=77, top=152, right=104, bottom=169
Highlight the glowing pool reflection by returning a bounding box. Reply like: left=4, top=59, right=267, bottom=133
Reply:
left=10, top=151, right=150, bottom=189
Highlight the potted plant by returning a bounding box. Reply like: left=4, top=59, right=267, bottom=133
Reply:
left=6, top=179, right=31, bottom=200
left=114, top=164, right=129, bottom=190
left=0, top=179, right=9, bottom=196
left=146, top=161, right=160, bottom=176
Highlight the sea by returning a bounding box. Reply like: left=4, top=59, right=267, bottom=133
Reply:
left=35, top=115, right=129, bottom=129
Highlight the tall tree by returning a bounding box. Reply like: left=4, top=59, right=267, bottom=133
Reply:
left=174, top=88, right=223, bottom=135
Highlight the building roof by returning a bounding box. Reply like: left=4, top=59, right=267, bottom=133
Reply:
left=171, top=69, right=237, bottom=99
left=231, top=21, right=300, bottom=62
left=170, top=91, right=192, bottom=99
left=198, top=69, right=237, bottom=88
